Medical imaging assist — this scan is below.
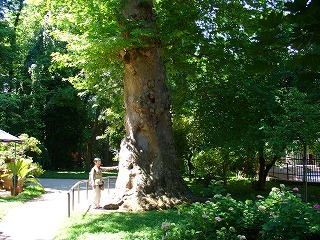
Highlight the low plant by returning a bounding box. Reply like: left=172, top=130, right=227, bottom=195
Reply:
left=0, top=134, right=44, bottom=189
left=161, top=183, right=320, bottom=240
left=259, top=184, right=320, bottom=239
left=6, top=158, right=42, bottom=186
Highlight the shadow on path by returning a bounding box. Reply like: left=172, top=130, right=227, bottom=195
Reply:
left=0, top=179, right=82, bottom=240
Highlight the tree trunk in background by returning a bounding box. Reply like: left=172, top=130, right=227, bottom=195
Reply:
left=255, top=148, right=267, bottom=190
left=8, top=0, right=23, bottom=90
left=113, top=0, right=189, bottom=211
left=255, top=147, right=278, bottom=191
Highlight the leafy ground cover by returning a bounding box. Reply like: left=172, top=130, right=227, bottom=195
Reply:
left=0, top=185, right=44, bottom=220
left=55, top=176, right=319, bottom=240
left=161, top=183, right=320, bottom=239
left=189, top=177, right=320, bottom=204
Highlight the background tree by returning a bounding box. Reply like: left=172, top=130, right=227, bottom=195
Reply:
left=1, top=3, right=91, bottom=169
left=166, top=0, right=319, bottom=190
left=249, top=0, right=320, bottom=188
left=0, top=0, right=24, bottom=132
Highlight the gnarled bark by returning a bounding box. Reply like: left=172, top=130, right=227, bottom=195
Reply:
left=110, top=0, right=189, bottom=211
left=114, top=46, right=189, bottom=211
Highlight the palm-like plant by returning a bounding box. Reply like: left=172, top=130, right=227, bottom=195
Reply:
left=7, top=158, right=41, bottom=186
left=0, top=134, right=44, bottom=191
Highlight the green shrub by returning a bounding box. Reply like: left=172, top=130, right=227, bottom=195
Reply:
left=191, top=148, right=225, bottom=181
left=0, top=134, right=44, bottom=187
left=161, top=184, right=320, bottom=240
left=260, top=184, right=320, bottom=240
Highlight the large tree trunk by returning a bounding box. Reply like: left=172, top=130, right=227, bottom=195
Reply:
left=255, top=151, right=267, bottom=191
left=111, top=0, right=189, bottom=211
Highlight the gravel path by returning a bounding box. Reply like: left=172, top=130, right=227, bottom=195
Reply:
left=0, top=179, right=87, bottom=240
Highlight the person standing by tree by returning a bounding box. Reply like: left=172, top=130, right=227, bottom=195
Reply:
left=90, top=157, right=118, bottom=209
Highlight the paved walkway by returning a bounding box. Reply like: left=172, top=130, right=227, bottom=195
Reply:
left=0, top=178, right=116, bottom=240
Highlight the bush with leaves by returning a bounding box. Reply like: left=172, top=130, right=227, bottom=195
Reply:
left=191, top=148, right=225, bottom=182
left=161, top=183, right=320, bottom=240
left=0, top=134, right=44, bottom=186
left=259, top=184, right=320, bottom=239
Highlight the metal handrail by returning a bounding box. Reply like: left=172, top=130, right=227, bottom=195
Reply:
left=67, top=176, right=117, bottom=217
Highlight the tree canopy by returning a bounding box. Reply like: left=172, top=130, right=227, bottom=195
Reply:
left=0, top=0, right=319, bottom=194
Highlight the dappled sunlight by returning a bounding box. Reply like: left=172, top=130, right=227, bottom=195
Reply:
left=56, top=210, right=181, bottom=239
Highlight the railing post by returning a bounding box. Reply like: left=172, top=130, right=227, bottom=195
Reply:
left=86, top=181, right=89, bottom=200
left=67, top=178, right=116, bottom=218
left=67, top=192, right=71, bottom=218
left=303, top=143, right=308, bottom=202
left=108, top=177, right=110, bottom=194
left=72, top=188, right=75, bottom=211
left=78, top=183, right=81, bottom=204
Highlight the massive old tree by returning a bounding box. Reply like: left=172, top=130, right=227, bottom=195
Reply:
left=44, top=0, right=189, bottom=210
left=114, top=0, right=189, bottom=211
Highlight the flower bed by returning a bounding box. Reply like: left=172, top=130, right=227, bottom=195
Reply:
left=161, top=183, right=320, bottom=240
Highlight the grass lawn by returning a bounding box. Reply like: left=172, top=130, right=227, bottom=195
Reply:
left=55, top=210, right=183, bottom=240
